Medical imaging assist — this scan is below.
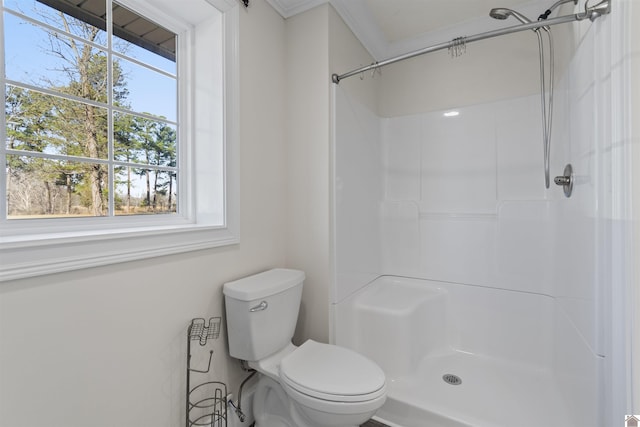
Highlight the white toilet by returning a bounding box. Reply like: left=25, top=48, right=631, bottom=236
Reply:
left=223, top=268, right=387, bottom=427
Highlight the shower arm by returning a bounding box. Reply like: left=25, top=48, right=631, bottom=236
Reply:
left=331, top=0, right=610, bottom=84
left=538, top=0, right=579, bottom=21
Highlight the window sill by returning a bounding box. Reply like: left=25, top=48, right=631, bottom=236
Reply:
left=0, top=223, right=239, bottom=282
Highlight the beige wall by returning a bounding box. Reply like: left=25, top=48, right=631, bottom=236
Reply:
left=0, top=4, right=362, bottom=424
left=0, top=1, right=288, bottom=426
left=377, top=32, right=542, bottom=117
left=328, top=5, right=377, bottom=116
left=285, top=5, right=331, bottom=345
left=284, top=3, right=378, bottom=345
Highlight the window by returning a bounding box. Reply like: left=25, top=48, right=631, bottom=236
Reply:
left=0, top=0, right=240, bottom=281
left=4, top=0, right=178, bottom=218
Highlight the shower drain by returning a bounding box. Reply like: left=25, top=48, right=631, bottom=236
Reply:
left=442, top=374, right=462, bottom=386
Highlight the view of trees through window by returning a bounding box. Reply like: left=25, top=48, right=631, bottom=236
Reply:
left=3, top=0, right=178, bottom=219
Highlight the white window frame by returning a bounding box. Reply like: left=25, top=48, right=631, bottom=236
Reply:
left=0, top=0, right=240, bottom=281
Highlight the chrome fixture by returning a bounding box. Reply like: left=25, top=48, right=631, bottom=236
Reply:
left=582, top=0, right=611, bottom=21
left=540, top=0, right=609, bottom=22
left=489, top=7, right=554, bottom=189
left=489, top=8, right=536, bottom=25
left=554, top=164, right=574, bottom=197
left=538, top=0, right=579, bottom=21
left=448, top=36, right=467, bottom=58
left=442, top=374, right=463, bottom=386
left=249, top=300, right=268, bottom=312
left=228, top=370, right=257, bottom=423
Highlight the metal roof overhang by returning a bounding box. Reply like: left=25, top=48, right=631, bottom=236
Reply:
left=37, top=0, right=176, bottom=62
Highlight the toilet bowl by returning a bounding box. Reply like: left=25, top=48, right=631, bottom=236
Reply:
left=223, top=269, right=387, bottom=427
left=251, top=340, right=385, bottom=427
left=280, top=339, right=386, bottom=426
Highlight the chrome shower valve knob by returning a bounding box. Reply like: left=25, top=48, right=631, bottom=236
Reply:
left=554, top=175, right=570, bottom=185
left=554, top=164, right=573, bottom=197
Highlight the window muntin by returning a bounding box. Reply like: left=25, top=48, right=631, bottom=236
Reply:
left=115, top=56, right=177, bottom=121
left=113, top=33, right=175, bottom=75
left=2, top=0, right=178, bottom=220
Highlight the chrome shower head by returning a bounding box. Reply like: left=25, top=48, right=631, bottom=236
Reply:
left=489, top=8, right=509, bottom=19
left=489, top=8, right=532, bottom=24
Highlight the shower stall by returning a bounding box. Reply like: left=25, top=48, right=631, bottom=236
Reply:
left=331, top=1, right=636, bottom=426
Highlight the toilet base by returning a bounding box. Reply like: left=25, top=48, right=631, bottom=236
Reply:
left=253, top=375, right=364, bottom=427
left=253, top=376, right=296, bottom=427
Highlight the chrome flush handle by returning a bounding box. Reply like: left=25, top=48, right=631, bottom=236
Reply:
left=249, top=301, right=268, bottom=312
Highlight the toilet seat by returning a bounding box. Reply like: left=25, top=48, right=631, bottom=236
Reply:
left=280, top=377, right=387, bottom=417
left=279, top=340, right=386, bottom=403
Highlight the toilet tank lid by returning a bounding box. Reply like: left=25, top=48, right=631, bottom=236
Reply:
left=223, top=268, right=305, bottom=301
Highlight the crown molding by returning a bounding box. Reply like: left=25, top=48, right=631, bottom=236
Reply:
left=265, top=0, right=326, bottom=18
left=329, top=0, right=387, bottom=59
left=204, top=0, right=237, bottom=12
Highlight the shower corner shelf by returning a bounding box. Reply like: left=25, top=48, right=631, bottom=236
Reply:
left=187, top=317, right=227, bottom=427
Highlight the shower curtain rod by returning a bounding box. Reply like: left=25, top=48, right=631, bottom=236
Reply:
left=331, top=1, right=610, bottom=84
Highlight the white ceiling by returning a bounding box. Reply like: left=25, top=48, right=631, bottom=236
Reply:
left=364, top=0, right=537, bottom=43
left=265, top=0, right=550, bottom=60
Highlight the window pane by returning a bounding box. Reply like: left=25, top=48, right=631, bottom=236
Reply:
left=115, top=57, right=177, bottom=121
left=114, top=112, right=176, bottom=167
left=3, top=0, right=107, bottom=46
left=4, top=12, right=108, bottom=102
left=6, top=85, right=109, bottom=159
left=115, top=166, right=177, bottom=215
left=6, top=155, right=108, bottom=218
left=112, top=2, right=176, bottom=75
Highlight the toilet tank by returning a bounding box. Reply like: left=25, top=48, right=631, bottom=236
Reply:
left=223, top=269, right=305, bottom=361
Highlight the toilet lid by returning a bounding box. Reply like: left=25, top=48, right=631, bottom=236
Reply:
left=279, top=340, right=385, bottom=401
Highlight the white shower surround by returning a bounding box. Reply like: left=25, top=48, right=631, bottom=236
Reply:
left=332, top=3, right=635, bottom=425
left=334, top=90, right=598, bottom=427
